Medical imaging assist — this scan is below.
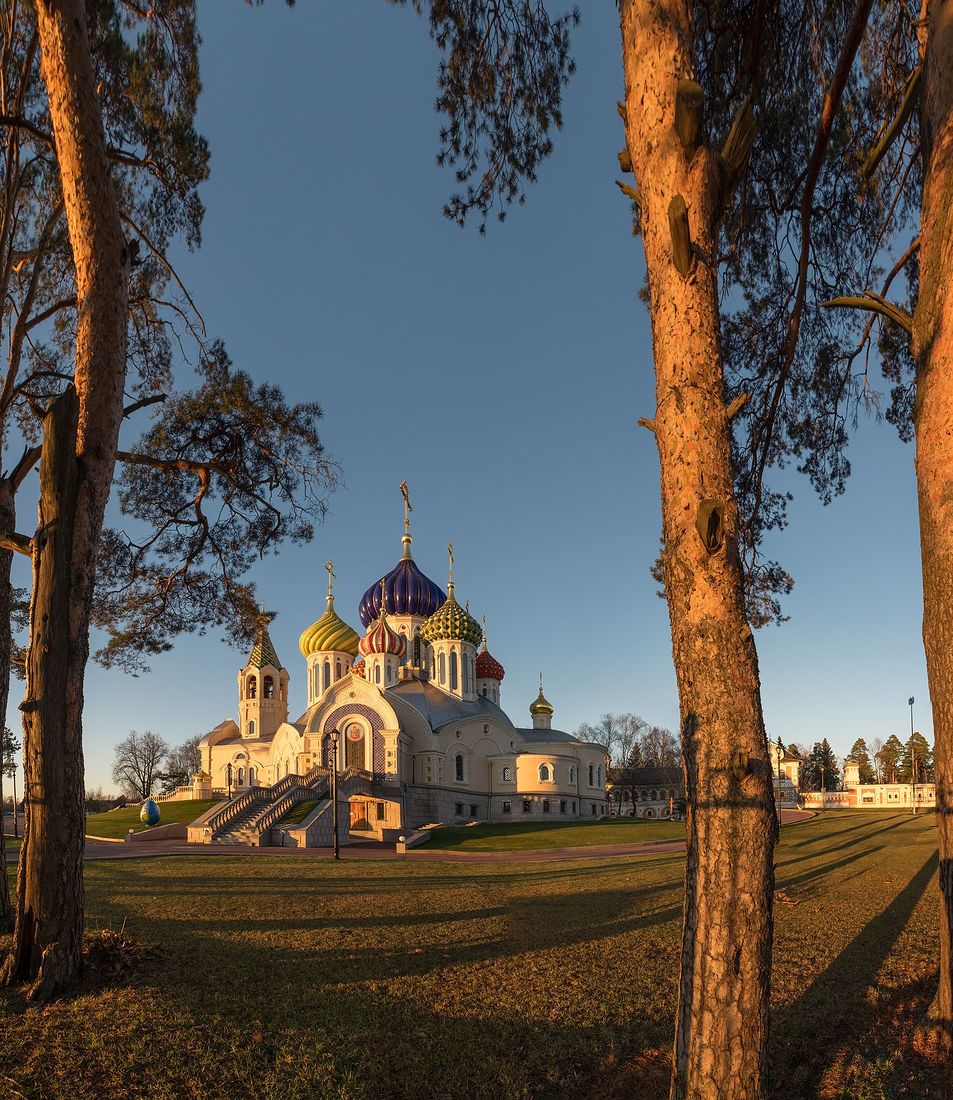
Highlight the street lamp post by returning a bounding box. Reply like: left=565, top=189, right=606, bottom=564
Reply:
left=226, top=762, right=233, bottom=799
left=909, top=696, right=917, bottom=814
left=330, top=728, right=340, bottom=860
left=776, top=737, right=784, bottom=828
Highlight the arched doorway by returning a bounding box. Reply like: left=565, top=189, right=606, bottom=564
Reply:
left=345, top=722, right=366, bottom=770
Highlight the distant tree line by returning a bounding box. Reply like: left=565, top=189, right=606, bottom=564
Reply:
left=780, top=733, right=936, bottom=794
left=111, top=730, right=203, bottom=801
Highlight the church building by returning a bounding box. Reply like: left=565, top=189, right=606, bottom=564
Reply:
left=198, top=492, right=610, bottom=839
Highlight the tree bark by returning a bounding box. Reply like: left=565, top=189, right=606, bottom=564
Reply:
left=619, top=3, right=777, bottom=1096
left=0, top=484, right=15, bottom=932
left=1, top=0, right=129, bottom=999
left=913, top=0, right=953, bottom=1056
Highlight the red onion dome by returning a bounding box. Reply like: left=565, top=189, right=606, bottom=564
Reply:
left=358, top=613, right=406, bottom=658
left=476, top=646, right=505, bottom=681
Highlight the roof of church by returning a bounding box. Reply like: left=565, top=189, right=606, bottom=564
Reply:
left=247, top=616, right=282, bottom=670
left=515, top=727, right=580, bottom=744
left=299, top=596, right=360, bottom=658
left=389, top=679, right=516, bottom=733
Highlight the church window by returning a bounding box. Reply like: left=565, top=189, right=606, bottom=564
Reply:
left=247, top=676, right=257, bottom=699
left=375, top=663, right=381, bottom=684
left=248, top=767, right=256, bottom=785
left=469, top=803, right=477, bottom=817
left=237, top=766, right=245, bottom=785
left=323, top=661, right=331, bottom=692
left=264, top=675, right=275, bottom=699
left=591, top=803, right=597, bottom=816
left=502, top=800, right=512, bottom=814
left=376, top=802, right=386, bottom=822
left=450, top=650, right=458, bottom=691
left=560, top=800, right=567, bottom=814
left=542, top=799, right=551, bottom=813
left=386, top=663, right=392, bottom=683
left=651, top=789, right=658, bottom=801
left=248, top=720, right=256, bottom=737
left=462, top=654, right=470, bottom=694
left=572, top=800, right=576, bottom=813
left=501, top=765, right=513, bottom=783
left=336, top=661, right=342, bottom=680
left=492, top=687, right=498, bottom=703
left=588, top=763, right=595, bottom=787
left=482, top=687, right=487, bottom=697
left=455, top=753, right=465, bottom=782
left=438, top=652, right=445, bottom=684
left=522, top=799, right=532, bottom=814
left=538, top=763, right=552, bottom=783
left=569, top=765, right=576, bottom=784
left=413, top=633, right=422, bottom=667
left=455, top=802, right=464, bottom=816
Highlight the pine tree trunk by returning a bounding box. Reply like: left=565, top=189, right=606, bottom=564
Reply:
left=619, top=3, right=776, bottom=1096
left=913, top=0, right=953, bottom=1055
left=0, top=0, right=129, bottom=999
left=0, top=485, right=15, bottom=932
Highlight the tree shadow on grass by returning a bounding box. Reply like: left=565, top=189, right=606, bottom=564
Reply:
left=770, top=849, right=939, bottom=1098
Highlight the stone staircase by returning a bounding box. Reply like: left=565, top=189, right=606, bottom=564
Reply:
left=190, top=767, right=331, bottom=846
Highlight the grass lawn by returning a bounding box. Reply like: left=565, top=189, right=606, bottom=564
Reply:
left=276, top=799, right=321, bottom=827
left=0, top=811, right=944, bottom=1099
left=427, top=816, right=684, bottom=850
left=84, top=799, right=218, bottom=838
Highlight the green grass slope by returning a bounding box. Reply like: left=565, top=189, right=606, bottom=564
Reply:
left=84, top=799, right=218, bottom=838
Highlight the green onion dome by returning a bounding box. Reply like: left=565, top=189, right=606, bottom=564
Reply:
left=298, top=595, right=360, bottom=658
left=419, top=587, right=482, bottom=647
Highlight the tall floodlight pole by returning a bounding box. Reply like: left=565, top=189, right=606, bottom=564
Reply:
left=330, top=728, right=340, bottom=860
left=909, top=696, right=917, bottom=814
left=776, top=737, right=784, bottom=828
left=820, top=763, right=826, bottom=811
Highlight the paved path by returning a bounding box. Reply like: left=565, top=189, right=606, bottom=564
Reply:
left=4, top=809, right=813, bottom=865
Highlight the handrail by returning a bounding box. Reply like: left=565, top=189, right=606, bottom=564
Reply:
left=205, top=786, right=270, bottom=833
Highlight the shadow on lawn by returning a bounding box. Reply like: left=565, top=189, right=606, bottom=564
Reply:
left=770, top=848, right=939, bottom=1099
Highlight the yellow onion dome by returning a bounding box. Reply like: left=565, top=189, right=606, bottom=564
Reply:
left=298, top=596, right=360, bottom=658
left=419, top=586, right=482, bottom=647
left=529, top=688, right=554, bottom=717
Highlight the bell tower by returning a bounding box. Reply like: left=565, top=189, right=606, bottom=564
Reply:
left=238, top=612, right=289, bottom=740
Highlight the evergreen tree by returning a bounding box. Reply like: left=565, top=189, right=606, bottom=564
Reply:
left=900, top=731, right=933, bottom=784
left=879, top=735, right=905, bottom=784
left=847, top=738, right=875, bottom=784
left=805, top=739, right=841, bottom=791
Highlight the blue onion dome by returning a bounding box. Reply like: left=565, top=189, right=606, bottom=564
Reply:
left=359, top=536, right=446, bottom=627
left=298, top=594, right=360, bottom=658
left=419, top=583, right=482, bottom=646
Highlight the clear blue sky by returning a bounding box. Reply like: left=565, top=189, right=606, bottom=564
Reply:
left=7, top=2, right=931, bottom=789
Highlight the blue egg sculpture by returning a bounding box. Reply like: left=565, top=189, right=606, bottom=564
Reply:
left=139, top=799, right=161, bottom=827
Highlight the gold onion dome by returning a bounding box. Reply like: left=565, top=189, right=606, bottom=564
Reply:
left=530, top=676, right=554, bottom=716
left=299, top=560, right=360, bottom=658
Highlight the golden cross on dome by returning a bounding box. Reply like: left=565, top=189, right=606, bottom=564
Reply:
left=400, top=480, right=412, bottom=534
left=447, top=540, right=455, bottom=592
left=324, top=559, right=335, bottom=599
left=482, top=613, right=488, bottom=651
left=380, top=577, right=388, bottom=616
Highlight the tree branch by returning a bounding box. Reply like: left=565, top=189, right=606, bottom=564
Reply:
left=862, top=63, right=922, bottom=179
left=0, top=531, right=33, bottom=557
left=820, top=290, right=913, bottom=335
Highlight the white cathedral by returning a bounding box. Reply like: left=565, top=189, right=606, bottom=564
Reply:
left=198, top=495, right=610, bottom=839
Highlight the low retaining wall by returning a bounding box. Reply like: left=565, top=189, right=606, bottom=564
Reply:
left=125, top=822, right=187, bottom=842
left=395, top=829, right=431, bottom=854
